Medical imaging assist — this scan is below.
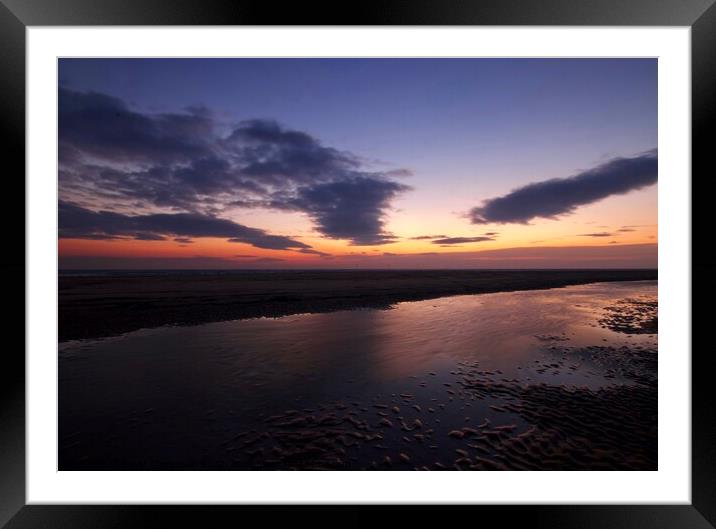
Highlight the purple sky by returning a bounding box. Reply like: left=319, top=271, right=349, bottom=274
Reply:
left=58, top=58, right=657, bottom=269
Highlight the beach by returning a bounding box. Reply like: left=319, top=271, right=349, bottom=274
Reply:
left=59, top=269, right=656, bottom=342
left=59, top=278, right=657, bottom=471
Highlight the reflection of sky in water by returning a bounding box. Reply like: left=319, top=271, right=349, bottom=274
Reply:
left=59, top=281, right=656, bottom=468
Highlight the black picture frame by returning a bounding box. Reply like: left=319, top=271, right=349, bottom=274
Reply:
left=1, top=0, right=712, bottom=526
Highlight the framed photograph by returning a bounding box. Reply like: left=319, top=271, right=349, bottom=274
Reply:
left=2, top=0, right=713, bottom=526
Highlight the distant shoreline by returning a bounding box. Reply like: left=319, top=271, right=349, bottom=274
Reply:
left=59, top=269, right=657, bottom=343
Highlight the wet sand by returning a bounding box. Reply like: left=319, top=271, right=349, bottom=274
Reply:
left=59, top=281, right=657, bottom=471
left=244, top=359, right=656, bottom=471
left=59, top=269, right=656, bottom=342
left=220, top=318, right=657, bottom=471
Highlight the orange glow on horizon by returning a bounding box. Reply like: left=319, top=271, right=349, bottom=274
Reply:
left=58, top=186, right=657, bottom=267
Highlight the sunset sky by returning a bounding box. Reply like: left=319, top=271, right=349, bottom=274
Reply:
left=58, top=58, right=657, bottom=269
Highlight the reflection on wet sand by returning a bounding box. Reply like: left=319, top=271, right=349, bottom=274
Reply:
left=59, top=281, right=657, bottom=470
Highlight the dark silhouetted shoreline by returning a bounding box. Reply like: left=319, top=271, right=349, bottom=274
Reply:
left=59, top=269, right=657, bottom=342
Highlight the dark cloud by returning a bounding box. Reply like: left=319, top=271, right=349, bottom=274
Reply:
left=58, top=201, right=308, bottom=250
left=410, top=233, right=498, bottom=244
left=579, top=232, right=613, bottom=237
left=245, top=257, right=285, bottom=264
left=431, top=236, right=495, bottom=245
left=59, top=89, right=411, bottom=245
left=296, top=248, right=332, bottom=257
left=133, top=233, right=167, bottom=241
left=173, top=237, right=194, bottom=244
left=59, top=88, right=214, bottom=164
left=409, top=234, right=448, bottom=240
left=272, top=176, right=410, bottom=245
left=226, top=119, right=361, bottom=184
left=469, top=150, right=657, bottom=224
left=618, top=228, right=636, bottom=232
